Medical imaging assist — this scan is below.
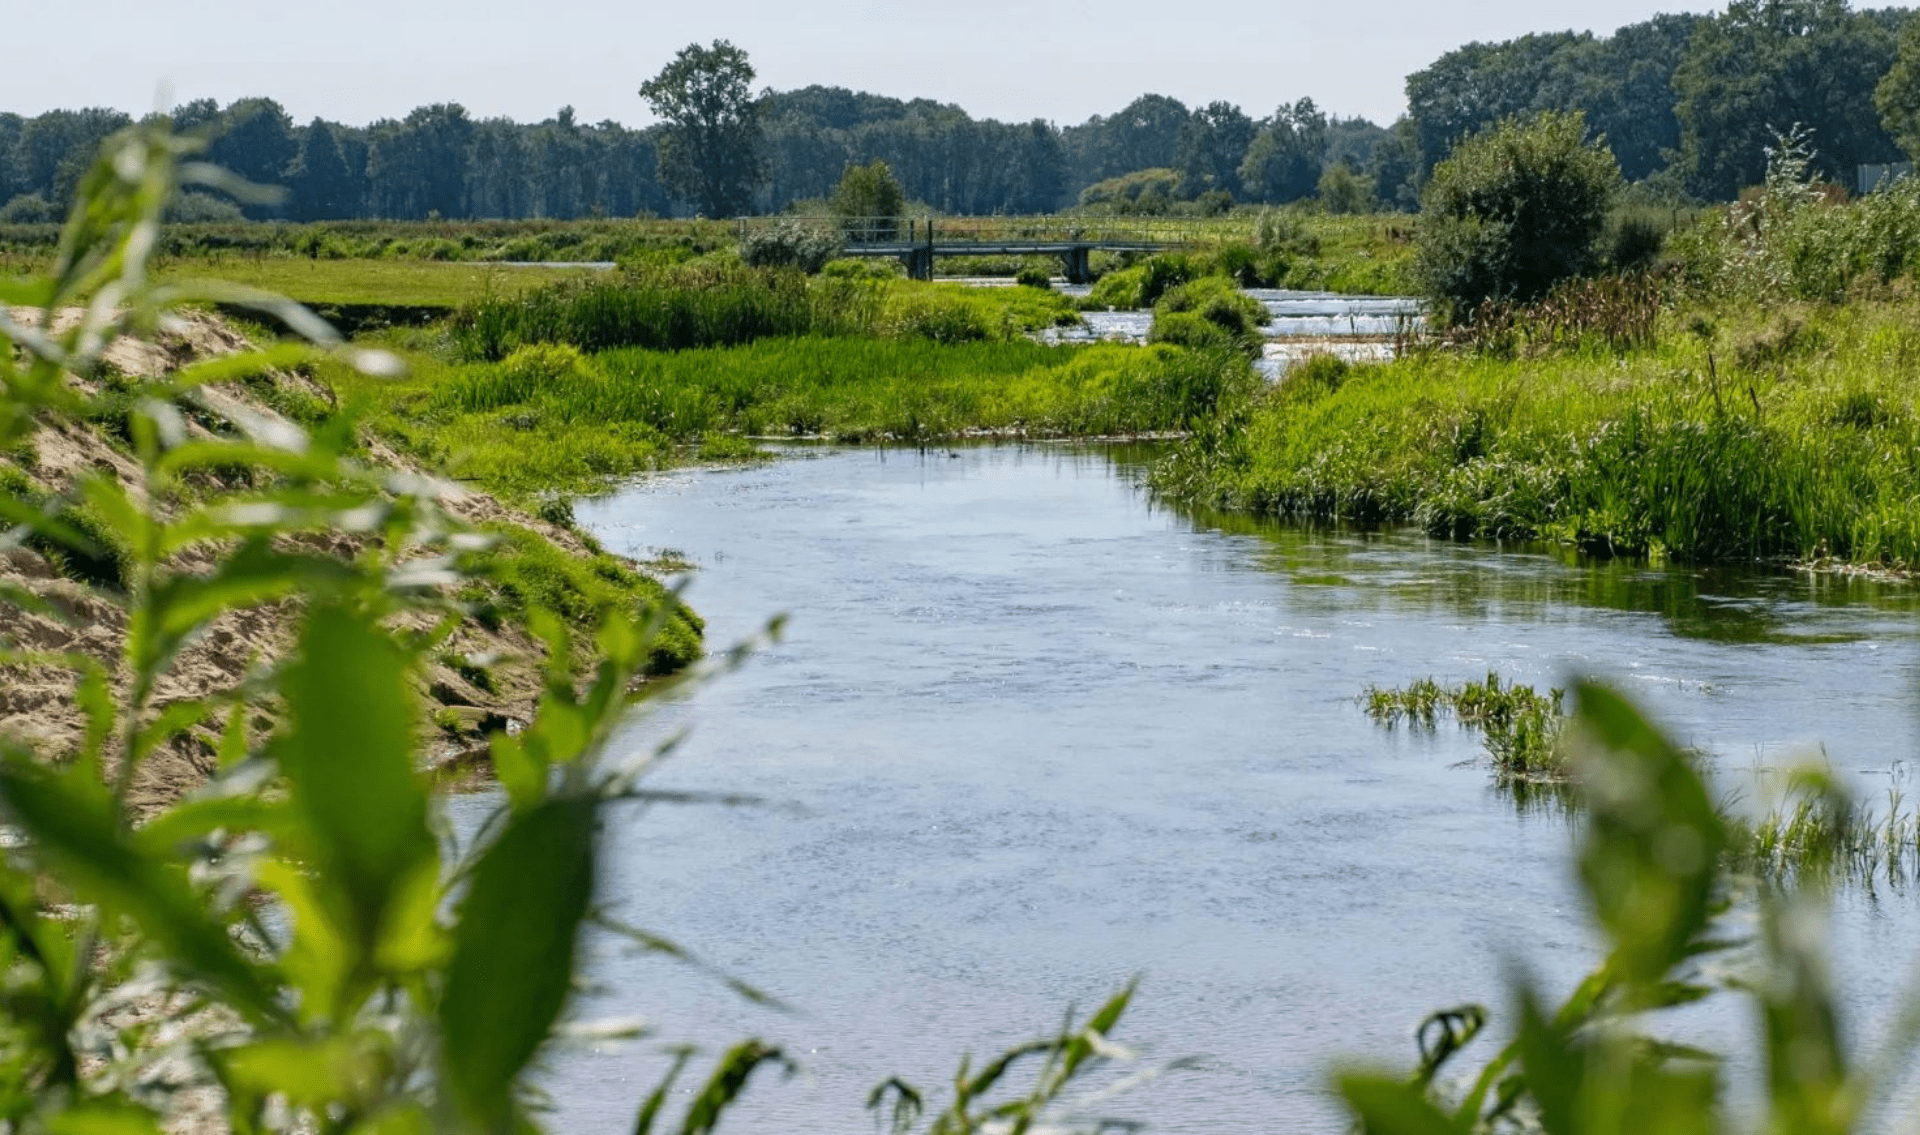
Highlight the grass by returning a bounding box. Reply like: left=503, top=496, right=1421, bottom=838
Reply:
left=1364, top=670, right=1920, bottom=889
left=0, top=216, right=740, bottom=263
left=1157, top=298, right=1920, bottom=570
left=159, top=257, right=611, bottom=307
left=469, top=522, right=703, bottom=676
left=449, top=266, right=1083, bottom=360
left=330, top=336, right=1251, bottom=501
left=1725, top=784, right=1920, bottom=889
left=1364, top=671, right=1566, bottom=779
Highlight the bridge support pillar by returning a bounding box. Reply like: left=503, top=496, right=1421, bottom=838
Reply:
left=1062, top=245, right=1092, bottom=285
left=901, top=247, right=933, bottom=280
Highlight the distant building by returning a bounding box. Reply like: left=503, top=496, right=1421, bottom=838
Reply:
left=1858, top=162, right=1914, bottom=194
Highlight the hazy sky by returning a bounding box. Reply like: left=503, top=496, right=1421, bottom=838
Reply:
left=11, top=0, right=1713, bottom=129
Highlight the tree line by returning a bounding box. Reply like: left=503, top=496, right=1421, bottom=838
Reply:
left=4, top=0, right=1918, bottom=223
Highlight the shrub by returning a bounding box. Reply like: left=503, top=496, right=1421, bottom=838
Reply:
left=1415, top=110, right=1620, bottom=324
left=1606, top=210, right=1666, bottom=272
left=1015, top=264, right=1053, bottom=289
left=163, top=191, right=247, bottom=223
left=0, top=193, right=58, bottom=223
left=1151, top=276, right=1268, bottom=357
left=1083, top=266, right=1146, bottom=309
left=740, top=218, right=843, bottom=273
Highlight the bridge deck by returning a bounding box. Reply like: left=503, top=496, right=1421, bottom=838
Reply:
left=839, top=241, right=1168, bottom=256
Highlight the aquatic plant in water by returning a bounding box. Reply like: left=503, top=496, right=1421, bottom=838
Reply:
left=1365, top=671, right=1566, bottom=778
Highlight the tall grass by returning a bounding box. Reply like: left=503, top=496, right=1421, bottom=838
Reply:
left=1364, top=672, right=1566, bottom=779
left=451, top=264, right=834, bottom=359
left=336, top=337, right=1251, bottom=499
left=449, top=264, right=1082, bottom=360
left=1156, top=301, right=1920, bottom=568
left=442, top=338, right=1244, bottom=438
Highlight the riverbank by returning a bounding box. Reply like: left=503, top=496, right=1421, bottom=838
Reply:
left=1154, top=297, right=1920, bottom=571
left=314, top=266, right=1257, bottom=504
left=0, top=306, right=700, bottom=808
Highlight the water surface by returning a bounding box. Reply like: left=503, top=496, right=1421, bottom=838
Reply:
left=478, top=445, right=1920, bottom=1132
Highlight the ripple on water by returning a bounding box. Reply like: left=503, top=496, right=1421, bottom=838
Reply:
left=470, top=442, right=1920, bottom=1134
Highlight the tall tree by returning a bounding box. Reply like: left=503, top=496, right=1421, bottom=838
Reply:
left=285, top=118, right=358, bottom=220
left=209, top=98, right=297, bottom=216
left=1173, top=101, right=1255, bottom=200
left=639, top=40, right=767, bottom=218
left=1238, top=98, right=1329, bottom=203
left=1675, top=0, right=1905, bottom=199
left=1062, top=93, right=1190, bottom=188
left=1876, top=11, right=1920, bottom=164
left=0, top=113, right=23, bottom=204
left=367, top=103, right=474, bottom=218
left=11, top=108, right=131, bottom=205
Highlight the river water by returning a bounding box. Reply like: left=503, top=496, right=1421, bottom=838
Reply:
left=451, top=443, right=1920, bottom=1132
left=1045, top=287, right=1422, bottom=374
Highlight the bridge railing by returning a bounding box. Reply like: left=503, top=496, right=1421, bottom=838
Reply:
left=733, top=214, right=1246, bottom=247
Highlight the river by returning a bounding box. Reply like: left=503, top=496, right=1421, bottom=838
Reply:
left=443, top=442, right=1920, bottom=1132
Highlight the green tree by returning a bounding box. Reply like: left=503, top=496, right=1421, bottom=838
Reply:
left=1173, top=101, right=1255, bottom=200
left=831, top=158, right=905, bottom=240
left=207, top=97, right=296, bottom=216
left=1238, top=98, right=1328, bottom=204
left=1675, top=0, right=1904, bottom=199
left=640, top=39, right=768, bottom=218
left=285, top=117, right=357, bottom=220
left=1415, top=110, right=1620, bottom=321
left=1316, top=161, right=1374, bottom=214
left=1060, top=93, right=1190, bottom=190
left=366, top=102, right=475, bottom=219
left=1875, top=12, right=1920, bottom=163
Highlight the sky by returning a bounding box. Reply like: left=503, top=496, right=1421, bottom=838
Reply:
left=9, top=0, right=1715, bottom=129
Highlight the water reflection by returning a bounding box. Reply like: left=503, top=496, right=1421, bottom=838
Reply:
left=1163, top=497, right=1919, bottom=647
left=512, top=442, right=1920, bottom=1134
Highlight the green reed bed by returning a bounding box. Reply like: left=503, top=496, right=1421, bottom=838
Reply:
left=1157, top=301, right=1920, bottom=569
left=340, top=337, right=1249, bottom=500
left=1726, top=785, right=1920, bottom=889
left=1364, top=671, right=1566, bottom=779
left=449, top=266, right=1083, bottom=361
left=1363, top=671, right=1920, bottom=888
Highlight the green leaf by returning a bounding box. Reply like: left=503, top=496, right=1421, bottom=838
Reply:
left=1570, top=683, right=1725, bottom=993
left=0, top=760, right=282, bottom=1024
left=1515, top=986, right=1583, bottom=1135
left=218, top=1035, right=385, bottom=1110
left=438, top=794, right=598, bottom=1129
left=130, top=698, right=211, bottom=764
left=633, top=1048, right=693, bottom=1135
left=47, top=1103, right=166, bottom=1135
left=1337, top=1073, right=1464, bottom=1135
left=678, top=1041, right=791, bottom=1135
left=272, top=605, right=434, bottom=978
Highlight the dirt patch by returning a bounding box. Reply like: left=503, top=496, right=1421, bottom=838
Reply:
left=1, top=308, right=644, bottom=814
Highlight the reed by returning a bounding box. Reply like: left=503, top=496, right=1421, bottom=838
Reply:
left=449, top=266, right=1082, bottom=360
left=1159, top=298, right=1920, bottom=570
left=336, top=338, right=1252, bottom=500
left=1363, top=672, right=1566, bottom=779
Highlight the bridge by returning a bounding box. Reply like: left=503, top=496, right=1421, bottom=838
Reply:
left=736, top=216, right=1220, bottom=283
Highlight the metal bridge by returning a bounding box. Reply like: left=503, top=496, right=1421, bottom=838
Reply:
left=736, top=216, right=1220, bottom=282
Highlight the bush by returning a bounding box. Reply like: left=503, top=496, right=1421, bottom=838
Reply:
left=1415, top=110, right=1620, bottom=324
left=1150, top=276, right=1268, bottom=357
left=164, top=191, right=247, bottom=223
left=740, top=218, right=843, bottom=273
left=1015, top=264, right=1053, bottom=289
left=0, top=194, right=58, bottom=223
